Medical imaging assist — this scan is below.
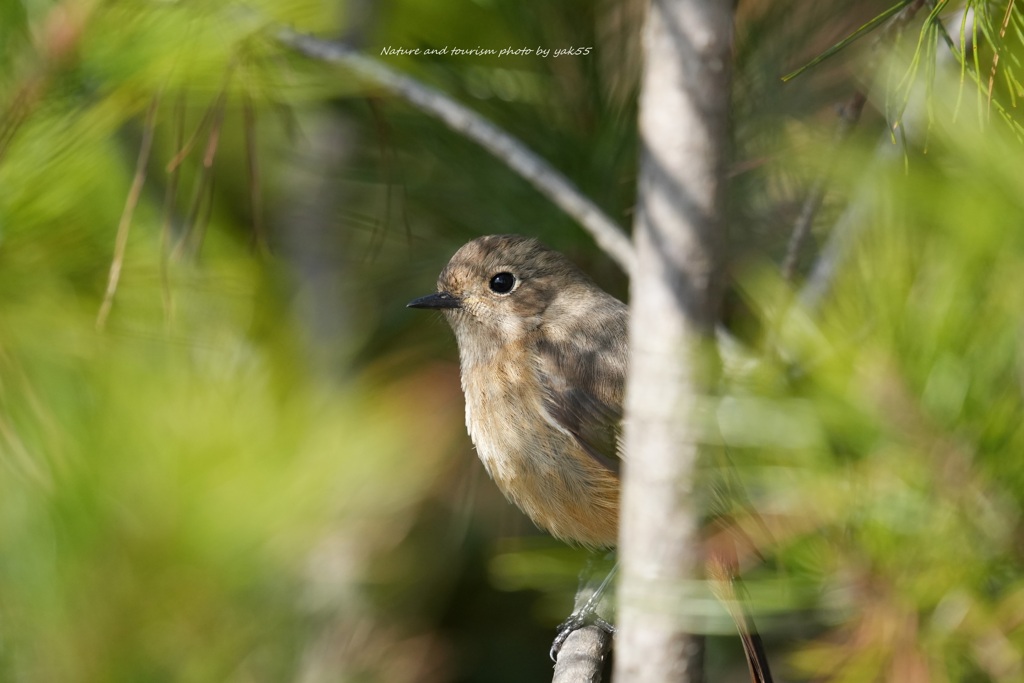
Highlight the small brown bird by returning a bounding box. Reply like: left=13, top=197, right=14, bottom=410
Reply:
left=408, top=234, right=626, bottom=548
left=409, top=234, right=772, bottom=682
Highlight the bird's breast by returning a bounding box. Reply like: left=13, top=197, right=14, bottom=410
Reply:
left=459, top=347, right=619, bottom=548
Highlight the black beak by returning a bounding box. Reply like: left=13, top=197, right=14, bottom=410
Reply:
left=407, top=291, right=462, bottom=310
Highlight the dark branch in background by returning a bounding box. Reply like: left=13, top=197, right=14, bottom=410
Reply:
left=791, top=0, right=929, bottom=305
left=169, top=66, right=233, bottom=261
left=243, top=93, right=269, bottom=255
left=365, top=96, right=411, bottom=261
left=0, top=3, right=92, bottom=164
left=160, top=93, right=186, bottom=325
left=275, top=28, right=637, bottom=275
left=781, top=0, right=927, bottom=82
left=96, top=96, right=160, bottom=331
left=781, top=91, right=866, bottom=281
left=797, top=165, right=877, bottom=312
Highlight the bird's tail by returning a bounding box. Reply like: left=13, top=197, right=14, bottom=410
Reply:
left=706, top=552, right=774, bottom=683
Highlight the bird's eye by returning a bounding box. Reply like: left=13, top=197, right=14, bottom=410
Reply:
left=489, top=272, right=516, bottom=294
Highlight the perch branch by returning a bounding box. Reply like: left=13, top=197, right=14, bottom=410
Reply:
left=552, top=626, right=612, bottom=683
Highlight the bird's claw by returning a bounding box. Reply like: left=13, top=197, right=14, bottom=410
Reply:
left=549, top=611, right=616, bottom=661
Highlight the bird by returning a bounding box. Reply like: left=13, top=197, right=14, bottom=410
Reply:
left=408, top=234, right=625, bottom=548
left=408, top=234, right=772, bottom=682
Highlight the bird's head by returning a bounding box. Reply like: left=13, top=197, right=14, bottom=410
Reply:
left=407, top=234, right=594, bottom=345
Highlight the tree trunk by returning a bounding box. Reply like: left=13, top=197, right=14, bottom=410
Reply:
left=615, top=1, right=733, bottom=682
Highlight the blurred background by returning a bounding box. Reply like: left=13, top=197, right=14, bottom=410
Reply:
left=1, top=0, right=1023, bottom=681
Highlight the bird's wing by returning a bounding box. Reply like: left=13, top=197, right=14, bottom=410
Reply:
left=532, top=307, right=627, bottom=475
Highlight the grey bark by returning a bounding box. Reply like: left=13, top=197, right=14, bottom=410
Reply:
left=552, top=626, right=612, bottom=683
left=616, top=1, right=734, bottom=682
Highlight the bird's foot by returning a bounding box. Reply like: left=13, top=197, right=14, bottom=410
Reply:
left=549, top=608, right=615, bottom=661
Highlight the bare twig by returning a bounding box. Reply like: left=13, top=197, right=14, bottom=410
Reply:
left=275, top=28, right=636, bottom=275
left=97, top=96, right=160, bottom=331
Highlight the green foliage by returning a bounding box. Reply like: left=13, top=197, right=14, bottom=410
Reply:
left=782, top=1, right=913, bottom=83
left=6, top=0, right=1024, bottom=680
left=723, top=32, right=1024, bottom=677
left=0, top=2, right=470, bottom=681
left=0, top=1, right=630, bottom=680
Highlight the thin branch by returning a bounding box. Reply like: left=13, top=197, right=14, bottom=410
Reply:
left=0, top=1, right=94, bottom=164
left=190, top=172, right=217, bottom=258
left=781, top=91, right=867, bottom=281
left=165, top=101, right=218, bottom=173
left=243, top=92, right=269, bottom=255
left=986, top=0, right=1015, bottom=116
left=160, top=92, right=186, bottom=326
left=794, top=0, right=931, bottom=306
left=0, top=80, right=44, bottom=165
left=173, top=83, right=229, bottom=260
left=275, top=28, right=637, bottom=275
left=781, top=1, right=912, bottom=82
left=365, top=96, right=403, bottom=260
left=798, top=128, right=900, bottom=312
left=96, top=96, right=160, bottom=331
